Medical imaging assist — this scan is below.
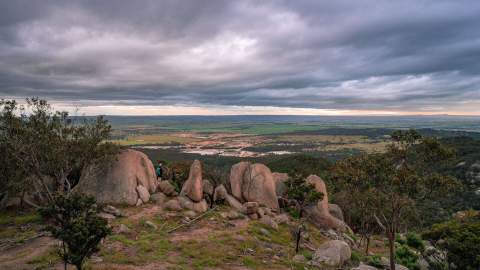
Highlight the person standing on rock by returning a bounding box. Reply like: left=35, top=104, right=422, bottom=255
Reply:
left=156, top=161, right=163, bottom=180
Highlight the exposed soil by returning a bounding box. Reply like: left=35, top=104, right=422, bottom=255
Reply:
left=0, top=236, right=56, bottom=270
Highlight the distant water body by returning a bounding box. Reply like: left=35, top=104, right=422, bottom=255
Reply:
left=101, top=115, right=480, bottom=133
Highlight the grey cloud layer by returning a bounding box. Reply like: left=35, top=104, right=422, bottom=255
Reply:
left=0, top=0, right=479, bottom=112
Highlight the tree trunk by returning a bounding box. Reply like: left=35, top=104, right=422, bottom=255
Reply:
left=63, top=241, right=67, bottom=270
left=365, top=236, right=370, bottom=255
left=388, top=231, right=395, bottom=270
left=295, top=208, right=304, bottom=253
left=295, top=226, right=302, bottom=253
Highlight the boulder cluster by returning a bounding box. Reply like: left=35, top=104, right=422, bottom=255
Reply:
left=75, top=149, right=349, bottom=233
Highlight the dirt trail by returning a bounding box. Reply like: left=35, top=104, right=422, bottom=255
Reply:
left=0, top=236, right=56, bottom=270
left=170, top=217, right=249, bottom=242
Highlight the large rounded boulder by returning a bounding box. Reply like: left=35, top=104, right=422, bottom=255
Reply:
left=311, top=240, right=351, bottom=267
left=242, top=163, right=279, bottom=210
left=75, top=149, right=157, bottom=205
left=229, top=162, right=280, bottom=210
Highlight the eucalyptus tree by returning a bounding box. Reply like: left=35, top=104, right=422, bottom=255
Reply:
left=332, top=130, right=457, bottom=270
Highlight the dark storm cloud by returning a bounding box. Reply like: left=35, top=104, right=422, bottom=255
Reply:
left=0, top=0, right=479, bottom=113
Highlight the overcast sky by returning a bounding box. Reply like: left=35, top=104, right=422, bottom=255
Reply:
left=1, top=0, right=479, bottom=115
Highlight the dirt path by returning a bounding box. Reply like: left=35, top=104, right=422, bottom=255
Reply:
left=0, top=236, right=56, bottom=270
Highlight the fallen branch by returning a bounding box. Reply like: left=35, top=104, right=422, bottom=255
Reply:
left=167, top=206, right=218, bottom=233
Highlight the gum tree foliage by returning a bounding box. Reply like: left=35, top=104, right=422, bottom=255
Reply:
left=40, top=193, right=111, bottom=270
left=331, top=130, right=458, bottom=270
left=334, top=186, right=382, bottom=255
left=285, top=172, right=323, bottom=253
left=423, top=211, right=480, bottom=270
left=0, top=98, right=118, bottom=206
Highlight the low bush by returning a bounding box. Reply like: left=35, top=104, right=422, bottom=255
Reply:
left=406, top=232, right=424, bottom=251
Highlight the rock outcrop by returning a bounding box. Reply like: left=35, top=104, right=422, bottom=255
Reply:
left=75, top=149, right=157, bottom=205
left=180, top=160, right=203, bottom=202
left=304, top=175, right=349, bottom=231
left=229, top=162, right=279, bottom=210
left=230, top=161, right=251, bottom=201
left=328, top=203, right=344, bottom=221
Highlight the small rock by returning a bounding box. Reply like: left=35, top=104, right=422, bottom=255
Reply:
left=103, top=205, right=123, bottom=217
left=145, top=220, right=158, bottom=230
left=158, top=181, right=178, bottom=196
left=293, top=254, right=306, bottom=263
left=90, top=255, right=103, bottom=263
left=150, top=193, right=167, bottom=204
left=98, top=212, right=116, bottom=220
left=249, top=213, right=259, bottom=220
left=274, top=214, right=289, bottom=224
left=225, top=194, right=243, bottom=211
left=165, top=199, right=182, bottom=211
left=213, top=184, right=228, bottom=201
left=227, top=210, right=243, bottom=220
left=260, top=216, right=278, bottom=230
left=352, top=264, right=379, bottom=270
left=117, top=224, right=131, bottom=234
left=301, top=231, right=310, bottom=240
left=273, top=255, right=280, bottom=260
left=260, top=228, right=270, bottom=236
left=183, top=210, right=197, bottom=218
left=242, top=201, right=259, bottom=215
left=264, top=208, right=273, bottom=217
left=395, top=264, right=410, bottom=270
left=178, top=196, right=208, bottom=213
left=257, top=208, right=265, bottom=217
left=135, top=198, right=143, bottom=206
left=136, top=185, right=150, bottom=203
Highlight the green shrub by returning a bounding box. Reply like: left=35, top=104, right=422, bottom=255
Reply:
left=40, top=193, right=111, bottom=270
left=350, top=250, right=362, bottom=264
left=406, top=232, right=424, bottom=251
left=287, top=207, right=301, bottom=219
left=395, top=233, right=406, bottom=245
left=301, top=250, right=313, bottom=260
left=395, top=244, right=420, bottom=270
left=366, top=254, right=385, bottom=269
